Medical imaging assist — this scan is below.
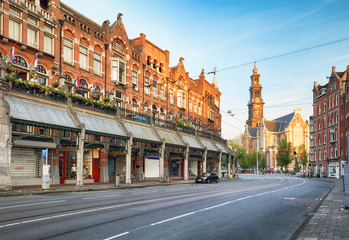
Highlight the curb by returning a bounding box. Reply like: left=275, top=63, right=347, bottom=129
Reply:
left=0, top=178, right=235, bottom=197
left=289, top=179, right=336, bottom=240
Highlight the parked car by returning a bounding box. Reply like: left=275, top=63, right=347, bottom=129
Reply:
left=195, top=173, right=219, bottom=183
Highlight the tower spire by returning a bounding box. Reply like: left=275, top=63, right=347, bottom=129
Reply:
left=212, top=67, right=218, bottom=88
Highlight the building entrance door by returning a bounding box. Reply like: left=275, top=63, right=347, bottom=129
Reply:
left=59, top=152, right=66, bottom=184
left=93, top=158, right=100, bottom=182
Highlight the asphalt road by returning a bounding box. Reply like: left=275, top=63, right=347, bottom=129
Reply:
left=0, top=174, right=332, bottom=240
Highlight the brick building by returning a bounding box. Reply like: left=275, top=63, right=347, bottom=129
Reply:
left=0, top=0, right=230, bottom=189
left=244, top=65, right=309, bottom=172
left=310, top=66, right=348, bottom=178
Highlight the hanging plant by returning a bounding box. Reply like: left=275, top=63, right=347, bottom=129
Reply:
left=52, top=81, right=59, bottom=88
left=76, top=87, right=83, bottom=95
left=6, top=65, right=16, bottom=73
left=31, top=73, right=38, bottom=78
left=103, top=96, right=110, bottom=102
left=90, top=92, right=99, bottom=100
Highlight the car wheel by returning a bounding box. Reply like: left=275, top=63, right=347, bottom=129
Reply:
left=216, top=178, right=219, bottom=183
left=207, top=179, right=210, bottom=184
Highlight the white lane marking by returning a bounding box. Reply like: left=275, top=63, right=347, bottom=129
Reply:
left=146, top=179, right=306, bottom=228
left=104, top=232, right=129, bottom=240
left=0, top=187, right=242, bottom=229
left=284, top=198, right=296, bottom=200
left=83, top=194, right=120, bottom=200
left=0, top=200, right=66, bottom=210
left=151, top=212, right=195, bottom=226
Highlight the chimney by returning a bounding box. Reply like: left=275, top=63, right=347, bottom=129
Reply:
left=140, top=33, right=146, bottom=45
left=165, top=50, right=170, bottom=65
left=332, top=66, right=336, bottom=72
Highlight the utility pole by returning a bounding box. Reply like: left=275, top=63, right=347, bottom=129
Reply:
left=256, top=130, right=259, bottom=174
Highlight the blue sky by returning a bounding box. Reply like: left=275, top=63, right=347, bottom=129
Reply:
left=62, top=0, right=349, bottom=139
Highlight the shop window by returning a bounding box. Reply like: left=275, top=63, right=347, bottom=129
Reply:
left=170, top=159, right=181, bottom=176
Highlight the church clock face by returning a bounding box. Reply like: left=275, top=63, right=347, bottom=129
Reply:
left=255, top=97, right=260, bottom=103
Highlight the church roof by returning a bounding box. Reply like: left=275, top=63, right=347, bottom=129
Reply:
left=264, top=112, right=295, bottom=132
left=247, top=127, right=258, bottom=137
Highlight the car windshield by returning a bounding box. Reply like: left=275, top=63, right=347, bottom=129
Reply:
left=200, top=173, right=210, bottom=177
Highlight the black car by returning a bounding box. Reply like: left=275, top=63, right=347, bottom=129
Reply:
left=195, top=173, right=219, bottom=183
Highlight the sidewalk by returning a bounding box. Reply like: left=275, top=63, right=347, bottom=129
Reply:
left=0, top=180, right=198, bottom=197
left=0, top=177, right=234, bottom=197
left=294, top=178, right=349, bottom=240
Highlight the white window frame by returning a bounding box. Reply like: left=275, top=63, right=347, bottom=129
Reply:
left=132, top=70, right=138, bottom=85
left=144, top=76, right=150, bottom=95
left=9, top=19, right=21, bottom=41
left=170, top=89, right=174, bottom=105
left=63, top=38, right=74, bottom=65
left=79, top=45, right=89, bottom=71
left=27, top=27, right=38, bottom=49
left=43, top=35, right=53, bottom=55
left=94, top=52, right=102, bottom=76
left=153, top=80, right=158, bottom=98
left=111, top=59, right=126, bottom=84
left=160, top=84, right=164, bottom=100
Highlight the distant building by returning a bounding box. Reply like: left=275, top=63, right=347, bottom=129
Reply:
left=0, top=0, right=230, bottom=190
left=244, top=65, right=309, bottom=171
left=310, top=66, right=348, bottom=178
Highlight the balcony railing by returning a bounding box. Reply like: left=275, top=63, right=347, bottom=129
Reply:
left=119, top=108, right=151, bottom=124
left=6, top=76, right=226, bottom=144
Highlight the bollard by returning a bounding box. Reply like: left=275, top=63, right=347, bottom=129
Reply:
left=115, top=174, right=120, bottom=186
left=343, top=164, right=349, bottom=208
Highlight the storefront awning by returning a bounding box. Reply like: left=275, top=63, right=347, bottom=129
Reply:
left=199, top=138, right=219, bottom=152
left=123, top=122, right=160, bottom=143
left=6, top=96, right=77, bottom=130
left=181, top=134, right=203, bottom=149
left=157, top=129, right=185, bottom=146
left=215, top=142, right=230, bottom=154
left=76, top=112, right=127, bottom=138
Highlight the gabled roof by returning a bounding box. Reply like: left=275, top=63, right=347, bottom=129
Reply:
left=264, top=112, right=294, bottom=132
left=247, top=127, right=258, bottom=137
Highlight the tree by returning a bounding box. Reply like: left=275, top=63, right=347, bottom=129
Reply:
left=276, top=138, right=294, bottom=172
left=293, top=158, right=301, bottom=172
left=298, top=144, right=308, bottom=177
left=228, top=137, right=248, bottom=175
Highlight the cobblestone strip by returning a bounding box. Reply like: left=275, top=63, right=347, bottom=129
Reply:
left=296, top=179, right=349, bottom=240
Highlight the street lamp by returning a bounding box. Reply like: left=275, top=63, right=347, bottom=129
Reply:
left=58, top=19, right=64, bottom=77
left=142, top=64, right=146, bottom=107
left=104, top=43, right=109, bottom=97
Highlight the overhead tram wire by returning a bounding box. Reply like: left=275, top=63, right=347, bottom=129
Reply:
left=192, top=36, right=349, bottom=78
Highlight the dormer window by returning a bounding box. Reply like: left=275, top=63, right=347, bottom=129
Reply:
left=113, top=40, right=125, bottom=53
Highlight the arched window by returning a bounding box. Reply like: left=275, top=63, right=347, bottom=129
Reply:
left=12, top=56, right=28, bottom=68
left=12, top=56, right=28, bottom=80
left=64, top=74, right=73, bottom=82
left=112, top=39, right=125, bottom=53
left=132, top=98, right=138, bottom=113
left=143, top=102, right=149, bottom=112
left=79, top=78, right=88, bottom=88
left=35, top=65, right=48, bottom=85
left=152, top=104, right=158, bottom=111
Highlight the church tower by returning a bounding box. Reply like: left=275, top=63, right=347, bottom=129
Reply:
left=246, top=64, right=264, bottom=127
